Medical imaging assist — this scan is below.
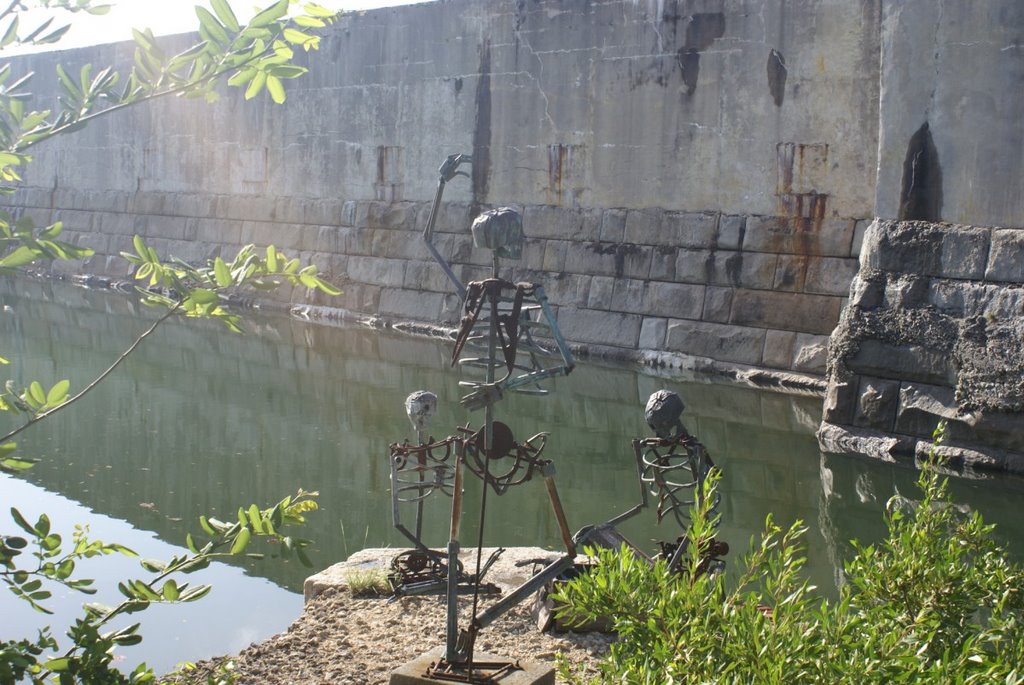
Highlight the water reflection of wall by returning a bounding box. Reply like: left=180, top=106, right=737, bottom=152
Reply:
left=20, top=278, right=1024, bottom=598
left=818, top=452, right=1024, bottom=593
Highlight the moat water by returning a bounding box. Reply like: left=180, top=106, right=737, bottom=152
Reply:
left=2, top=278, right=1023, bottom=675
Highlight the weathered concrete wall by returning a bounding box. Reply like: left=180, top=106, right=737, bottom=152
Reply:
left=1, top=0, right=883, bottom=379
left=874, top=0, right=1024, bottom=228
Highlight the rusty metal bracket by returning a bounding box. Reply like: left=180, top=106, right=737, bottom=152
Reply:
left=426, top=658, right=522, bottom=684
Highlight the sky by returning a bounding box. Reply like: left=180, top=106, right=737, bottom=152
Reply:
left=14, top=0, right=415, bottom=51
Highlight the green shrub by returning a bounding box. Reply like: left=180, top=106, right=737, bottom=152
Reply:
left=554, top=430, right=1024, bottom=684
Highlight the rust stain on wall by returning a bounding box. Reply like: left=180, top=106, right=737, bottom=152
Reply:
left=547, top=143, right=585, bottom=206
left=774, top=142, right=831, bottom=253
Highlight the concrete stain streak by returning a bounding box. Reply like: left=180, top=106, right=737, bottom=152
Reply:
left=472, top=39, right=492, bottom=207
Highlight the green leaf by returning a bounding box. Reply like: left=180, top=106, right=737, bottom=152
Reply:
left=315, top=278, right=342, bottom=296
left=110, top=623, right=142, bottom=646
left=35, top=23, right=70, bottom=45
left=283, top=27, right=318, bottom=50
left=28, top=381, right=46, bottom=405
left=45, top=657, right=70, bottom=672
left=266, top=74, right=285, bottom=103
left=0, top=245, right=39, bottom=268
left=213, top=256, right=232, bottom=287
left=140, top=558, right=167, bottom=573
left=45, top=379, right=70, bottom=406
left=180, top=584, right=212, bottom=602
left=162, top=579, right=180, bottom=601
left=132, top=234, right=150, bottom=261
left=188, top=288, right=218, bottom=305
left=195, top=6, right=230, bottom=46
left=227, top=66, right=257, bottom=87
left=244, top=70, right=266, bottom=99
left=267, top=64, right=307, bottom=79
left=23, top=17, right=55, bottom=43
left=250, top=0, right=289, bottom=28
left=1, top=456, right=36, bottom=472
left=131, top=28, right=158, bottom=54
left=40, top=221, right=64, bottom=239
left=167, top=41, right=211, bottom=71
left=230, top=526, right=251, bottom=554
left=266, top=244, right=279, bottom=271
left=293, top=15, right=326, bottom=28
left=55, top=64, right=83, bottom=102
left=247, top=504, right=264, bottom=533
left=11, top=507, right=37, bottom=535
left=210, top=0, right=241, bottom=32
left=1, top=16, right=18, bottom=49
left=303, top=3, right=339, bottom=18
left=84, top=602, right=113, bottom=618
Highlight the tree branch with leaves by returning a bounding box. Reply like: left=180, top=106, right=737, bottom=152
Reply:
left=0, top=1, right=345, bottom=682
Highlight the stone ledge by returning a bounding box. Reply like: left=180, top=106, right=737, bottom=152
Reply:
left=817, top=422, right=1024, bottom=477
left=304, top=547, right=569, bottom=604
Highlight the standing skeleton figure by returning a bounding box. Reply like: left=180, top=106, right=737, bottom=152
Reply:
left=390, top=154, right=580, bottom=682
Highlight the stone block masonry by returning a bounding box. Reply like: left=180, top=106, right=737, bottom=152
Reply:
left=9, top=184, right=850, bottom=377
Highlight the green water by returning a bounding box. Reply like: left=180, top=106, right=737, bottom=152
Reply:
left=2, top=277, right=1023, bottom=674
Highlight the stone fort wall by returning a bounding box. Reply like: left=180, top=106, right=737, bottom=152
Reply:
left=2, top=0, right=1023, bottom=450
left=3, top=0, right=883, bottom=378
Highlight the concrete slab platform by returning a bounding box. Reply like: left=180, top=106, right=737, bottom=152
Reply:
left=389, top=646, right=554, bottom=685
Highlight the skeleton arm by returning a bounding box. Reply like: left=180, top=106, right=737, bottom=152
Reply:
left=422, top=154, right=472, bottom=300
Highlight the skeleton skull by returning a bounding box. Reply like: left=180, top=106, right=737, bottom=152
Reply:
left=405, top=390, right=438, bottom=434
left=644, top=389, right=686, bottom=439
left=471, top=207, right=524, bottom=260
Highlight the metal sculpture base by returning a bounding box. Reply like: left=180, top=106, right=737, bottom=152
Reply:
left=390, top=647, right=553, bottom=685
left=388, top=548, right=503, bottom=598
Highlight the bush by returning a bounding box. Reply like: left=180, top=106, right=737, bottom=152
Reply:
left=554, top=430, right=1024, bottom=684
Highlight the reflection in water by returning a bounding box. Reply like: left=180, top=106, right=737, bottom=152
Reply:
left=0, top=474, right=301, bottom=676
left=2, top=278, right=1023, bottom=668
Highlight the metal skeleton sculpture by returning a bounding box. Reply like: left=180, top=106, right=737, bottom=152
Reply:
left=565, top=389, right=727, bottom=583
left=388, top=154, right=579, bottom=683
left=599, top=389, right=728, bottom=573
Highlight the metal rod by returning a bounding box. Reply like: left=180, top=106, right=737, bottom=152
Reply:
left=472, top=554, right=575, bottom=631
left=422, top=175, right=467, bottom=299
left=464, top=282, right=500, bottom=672
left=445, top=539, right=460, bottom=661
left=445, top=443, right=466, bottom=662
left=415, top=445, right=426, bottom=542
left=543, top=473, right=576, bottom=556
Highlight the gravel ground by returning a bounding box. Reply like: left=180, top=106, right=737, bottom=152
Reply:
left=160, top=549, right=613, bottom=685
